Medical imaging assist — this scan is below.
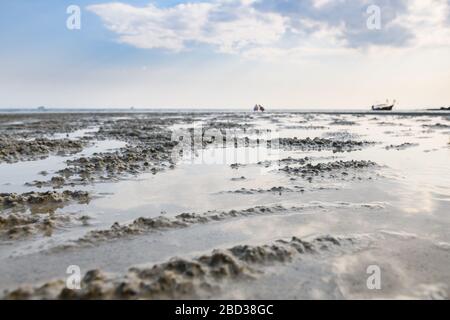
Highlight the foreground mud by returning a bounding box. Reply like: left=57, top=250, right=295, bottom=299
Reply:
left=3, top=235, right=356, bottom=299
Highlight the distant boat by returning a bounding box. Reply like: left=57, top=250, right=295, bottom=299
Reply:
left=371, top=99, right=396, bottom=111
left=253, top=104, right=265, bottom=112
left=37, top=106, right=46, bottom=111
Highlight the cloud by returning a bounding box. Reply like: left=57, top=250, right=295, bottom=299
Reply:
left=396, top=0, right=450, bottom=48
left=87, top=1, right=286, bottom=53
left=254, top=0, right=413, bottom=47
left=87, top=0, right=450, bottom=59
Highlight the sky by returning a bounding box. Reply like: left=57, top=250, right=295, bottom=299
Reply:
left=0, top=0, right=450, bottom=109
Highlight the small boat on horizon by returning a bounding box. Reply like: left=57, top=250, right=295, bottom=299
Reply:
left=253, top=104, right=265, bottom=112
left=371, top=99, right=396, bottom=111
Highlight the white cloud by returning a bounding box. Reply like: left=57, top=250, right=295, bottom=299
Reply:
left=396, top=0, right=450, bottom=48
left=87, top=0, right=450, bottom=59
left=87, top=1, right=287, bottom=53
left=87, top=2, right=213, bottom=51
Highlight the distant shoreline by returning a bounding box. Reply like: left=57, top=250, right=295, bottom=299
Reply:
left=0, top=108, right=449, bottom=116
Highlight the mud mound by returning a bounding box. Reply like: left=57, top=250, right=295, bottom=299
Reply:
left=230, top=156, right=342, bottom=170
left=276, top=137, right=375, bottom=152
left=0, top=191, right=90, bottom=239
left=329, top=119, right=359, bottom=126
left=423, top=123, right=450, bottom=130
left=204, top=121, right=253, bottom=130
left=221, top=186, right=303, bottom=195
left=0, top=211, right=73, bottom=240
left=62, top=203, right=382, bottom=247
left=25, top=176, right=67, bottom=189
left=73, top=205, right=289, bottom=246
left=282, top=125, right=328, bottom=130
left=321, top=131, right=362, bottom=141
left=50, top=145, right=176, bottom=186
left=385, top=143, right=419, bottom=150
left=0, top=191, right=90, bottom=211
left=279, top=160, right=377, bottom=177
left=0, top=138, right=86, bottom=163
left=2, top=235, right=354, bottom=299
left=251, top=157, right=311, bottom=169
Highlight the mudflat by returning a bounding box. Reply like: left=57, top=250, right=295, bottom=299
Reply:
left=1, top=110, right=449, bottom=299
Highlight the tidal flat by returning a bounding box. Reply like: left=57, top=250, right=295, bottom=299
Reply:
left=0, top=110, right=449, bottom=299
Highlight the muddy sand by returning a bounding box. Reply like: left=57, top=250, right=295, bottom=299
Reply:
left=0, top=110, right=449, bottom=299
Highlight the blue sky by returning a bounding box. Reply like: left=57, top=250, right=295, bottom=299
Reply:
left=1, top=0, right=450, bottom=109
